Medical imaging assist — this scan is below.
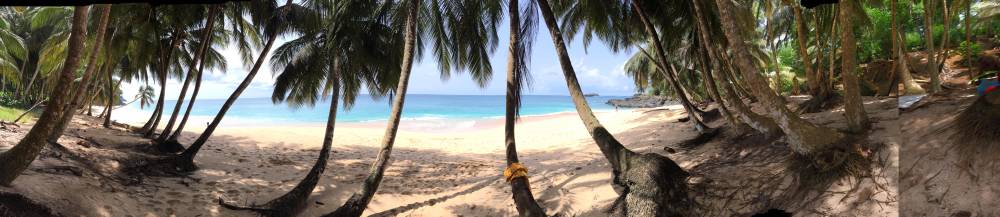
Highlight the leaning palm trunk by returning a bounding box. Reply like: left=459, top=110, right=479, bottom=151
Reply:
left=48, top=5, right=112, bottom=144
left=168, top=46, right=208, bottom=141
left=839, top=0, right=870, bottom=133
left=0, top=6, right=89, bottom=185
left=156, top=6, right=219, bottom=151
left=533, top=0, right=691, bottom=216
left=690, top=0, right=780, bottom=138
left=139, top=93, right=164, bottom=132
left=713, top=0, right=843, bottom=154
left=325, top=2, right=417, bottom=217
left=175, top=27, right=280, bottom=172
left=503, top=0, right=546, bottom=215
left=221, top=66, right=342, bottom=217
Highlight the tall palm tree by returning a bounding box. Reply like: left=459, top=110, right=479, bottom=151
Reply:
left=327, top=1, right=502, bottom=216
left=713, top=0, right=844, bottom=154
left=503, top=0, right=546, bottom=215
left=219, top=1, right=401, bottom=216
left=175, top=0, right=297, bottom=171
left=155, top=5, right=219, bottom=151
left=47, top=5, right=112, bottom=144
left=0, top=6, right=89, bottom=185
left=535, top=0, right=692, bottom=216
left=839, top=0, right=870, bottom=133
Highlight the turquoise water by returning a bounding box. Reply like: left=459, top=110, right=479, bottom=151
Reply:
left=122, top=94, right=629, bottom=124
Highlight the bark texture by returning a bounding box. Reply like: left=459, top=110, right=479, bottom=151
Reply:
left=838, top=0, right=870, bottom=133
left=0, top=6, right=89, bottom=185
left=713, top=0, right=844, bottom=154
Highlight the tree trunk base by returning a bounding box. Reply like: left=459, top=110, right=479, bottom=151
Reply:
left=607, top=153, right=692, bottom=217
left=156, top=140, right=185, bottom=153
left=218, top=196, right=301, bottom=217
left=325, top=194, right=367, bottom=217
left=680, top=127, right=721, bottom=149
left=796, top=93, right=841, bottom=114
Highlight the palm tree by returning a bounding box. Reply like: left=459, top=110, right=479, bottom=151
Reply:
left=155, top=5, right=220, bottom=151
left=47, top=5, right=112, bottom=144
left=0, top=6, right=89, bottom=185
left=503, top=0, right=546, bottom=215
left=535, top=0, right=692, bottom=216
left=218, top=1, right=401, bottom=216
left=689, top=0, right=782, bottom=138
left=326, top=1, right=502, bottom=216
left=175, top=0, right=296, bottom=171
left=838, top=0, right=870, bottom=133
left=712, top=0, right=844, bottom=154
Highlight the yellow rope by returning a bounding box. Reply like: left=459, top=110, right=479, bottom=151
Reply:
left=503, top=162, right=529, bottom=182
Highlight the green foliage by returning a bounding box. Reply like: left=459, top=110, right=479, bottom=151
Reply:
left=0, top=91, right=25, bottom=107
left=905, top=32, right=923, bottom=51
left=958, top=41, right=982, bottom=65
left=859, top=6, right=891, bottom=62
left=0, top=105, right=32, bottom=123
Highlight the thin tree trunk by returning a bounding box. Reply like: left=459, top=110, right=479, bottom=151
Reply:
left=143, top=29, right=185, bottom=139
left=176, top=0, right=291, bottom=171
left=0, top=6, right=89, bottom=185
left=925, top=0, right=941, bottom=93
left=139, top=93, right=164, bottom=132
left=504, top=0, right=546, bottom=215
left=104, top=69, right=122, bottom=128
left=698, top=50, right=739, bottom=128
left=535, top=1, right=691, bottom=216
left=895, top=2, right=925, bottom=95
left=156, top=5, right=219, bottom=149
left=839, top=0, right=870, bottom=133
left=966, top=0, right=974, bottom=79
left=169, top=39, right=209, bottom=141
left=326, top=2, right=418, bottom=216
left=222, top=61, right=341, bottom=217
left=47, top=5, right=112, bottom=144
left=714, top=0, right=844, bottom=154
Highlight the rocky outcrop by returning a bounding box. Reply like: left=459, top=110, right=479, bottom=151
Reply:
left=607, top=95, right=673, bottom=108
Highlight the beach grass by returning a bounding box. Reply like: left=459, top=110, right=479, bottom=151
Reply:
left=0, top=106, right=34, bottom=123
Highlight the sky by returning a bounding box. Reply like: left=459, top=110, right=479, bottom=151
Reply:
left=120, top=16, right=641, bottom=100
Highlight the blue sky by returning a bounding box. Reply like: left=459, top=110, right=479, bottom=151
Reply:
left=121, top=17, right=640, bottom=100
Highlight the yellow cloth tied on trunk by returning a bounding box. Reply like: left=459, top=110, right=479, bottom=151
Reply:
left=504, top=162, right=529, bottom=182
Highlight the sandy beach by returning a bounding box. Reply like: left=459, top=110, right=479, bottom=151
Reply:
left=1, top=106, right=688, bottom=216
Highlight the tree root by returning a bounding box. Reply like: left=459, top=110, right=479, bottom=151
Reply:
left=0, top=192, right=61, bottom=217
left=796, top=94, right=841, bottom=114
left=156, top=140, right=185, bottom=153
left=217, top=197, right=280, bottom=215
left=606, top=153, right=692, bottom=217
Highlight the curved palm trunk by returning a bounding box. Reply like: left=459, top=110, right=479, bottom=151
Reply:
left=788, top=1, right=813, bottom=96
left=532, top=0, right=691, bottom=216
left=48, top=5, right=112, bottom=144
left=175, top=26, right=280, bottom=172
left=222, top=66, right=341, bottom=216
left=104, top=71, right=122, bottom=128
left=924, top=0, right=941, bottom=93
left=325, top=2, right=417, bottom=217
left=139, top=93, right=164, bottom=132
left=142, top=73, right=168, bottom=138
left=503, top=0, right=546, bottom=215
left=690, top=0, right=780, bottom=137
left=713, top=0, right=843, bottom=154
left=168, top=47, right=208, bottom=141
left=697, top=50, right=739, bottom=128
left=839, top=0, right=870, bottom=133
left=0, top=6, right=89, bottom=185
left=157, top=6, right=219, bottom=150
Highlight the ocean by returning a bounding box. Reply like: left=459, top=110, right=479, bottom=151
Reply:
left=115, top=94, right=630, bottom=126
